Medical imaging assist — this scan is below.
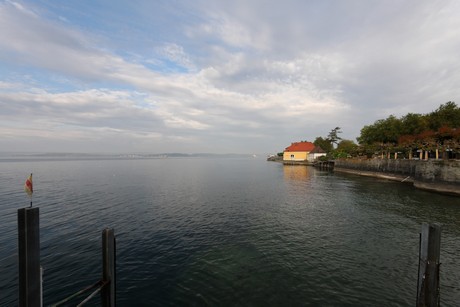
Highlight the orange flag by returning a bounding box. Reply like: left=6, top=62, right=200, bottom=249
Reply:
left=24, top=173, right=33, bottom=196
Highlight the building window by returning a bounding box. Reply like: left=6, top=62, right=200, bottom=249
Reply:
left=290, top=154, right=294, bottom=159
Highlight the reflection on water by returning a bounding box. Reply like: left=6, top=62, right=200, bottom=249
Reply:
left=0, top=158, right=459, bottom=306
left=283, top=165, right=309, bottom=181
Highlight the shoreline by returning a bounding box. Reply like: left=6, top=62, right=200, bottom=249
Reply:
left=267, top=158, right=460, bottom=197
left=333, top=167, right=414, bottom=183
left=334, top=166, right=460, bottom=197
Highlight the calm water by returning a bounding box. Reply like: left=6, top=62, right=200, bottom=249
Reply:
left=0, top=157, right=459, bottom=306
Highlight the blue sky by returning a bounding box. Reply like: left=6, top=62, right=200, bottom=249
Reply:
left=1, top=0, right=460, bottom=154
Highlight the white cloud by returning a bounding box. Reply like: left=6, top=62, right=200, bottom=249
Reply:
left=154, top=43, right=196, bottom=71
left=1, top=1, right=460, bottom=153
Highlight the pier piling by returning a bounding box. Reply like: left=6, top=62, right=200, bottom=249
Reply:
left=18, top=207, right=41, bottom=307
left=101, top=228, right=116, bottom=307
left=417, top=223, right=442, bottom=307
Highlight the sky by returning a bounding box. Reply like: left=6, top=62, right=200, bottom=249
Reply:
left=1, top=0, right=460, bottom=154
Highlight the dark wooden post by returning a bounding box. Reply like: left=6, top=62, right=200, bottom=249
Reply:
left=18, top=207, right=41, bottom=307
left=101, top=228, right=116, bottom=307
left=417, top=223, right=442, bottom=307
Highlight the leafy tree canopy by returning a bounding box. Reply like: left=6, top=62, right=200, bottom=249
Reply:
left=314, top=136, right=333, bottom=153
left=355, top=101, right=460, bottom=158
left=427, top=101, right=460, bottom=130
left=333, top=139, right=358, bottom=158
left=357, top=101, right=459, bottom=146
left=400, top=113, right=428, bottom=135
left=357, top=115, right=402, bottom=145
left=336, top=139, right=358, bottom=153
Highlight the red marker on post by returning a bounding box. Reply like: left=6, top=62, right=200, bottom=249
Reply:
left=24, top=173, right=33, bottom=207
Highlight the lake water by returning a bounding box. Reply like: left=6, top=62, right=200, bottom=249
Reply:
left=0, top=156, right=459, bottom=306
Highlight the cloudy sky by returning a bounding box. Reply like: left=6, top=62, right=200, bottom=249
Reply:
left=1, top=0, right=459, bottom=154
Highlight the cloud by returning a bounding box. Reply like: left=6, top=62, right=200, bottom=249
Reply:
left=1, top=1, right=460, bottom=153
left=153, top=43, right=197, bottom=72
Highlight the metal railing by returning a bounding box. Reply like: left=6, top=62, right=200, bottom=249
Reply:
left=18, top=207, right=116, bottom=307
left=50, top=229, right=116, bottom=306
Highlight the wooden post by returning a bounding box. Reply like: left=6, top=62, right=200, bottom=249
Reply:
left=18, top=207, right=41, bottom=307
left=101, top=228, right=116, bottom=307
left=417, top=223, right=442, bottom=307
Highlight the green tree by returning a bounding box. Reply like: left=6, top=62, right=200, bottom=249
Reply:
left=357, top=115, right=402, bottom=156
left=332, top=139, right=358, bottom=158
left=313, top=136, right=333, bottom=153
left=400, top=113, right=428, bottom=135
left=327, top=127, right=342, bottom=147
left=357, top=102, right=460, bottom=159
left=427, top=101, right=460, bottom=130
left=336, top=140, right=358, bottom=154
left=356, top=124, right=380, bottom=145
left=378, top=115, right=402, bottom=144
left=357, top=115, right=403, bottom=158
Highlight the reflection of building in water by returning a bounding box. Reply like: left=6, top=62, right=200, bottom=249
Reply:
left=283, top=165, right=309, bottom=181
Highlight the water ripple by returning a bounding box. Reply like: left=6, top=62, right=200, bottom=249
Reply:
left=1, top=159, right=459, bottom=306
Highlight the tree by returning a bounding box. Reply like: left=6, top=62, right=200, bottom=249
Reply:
left=400, top=113, right=428, bottom=135
left=357, top=102, right=460, bottom=159
left=357, top=116, right=402, bottom=157
left=427, top=101, right=460, bottom=130
left=313, top=136, right=333, bottom=153
left=378, top=115, right=402, bottom=144
left=335, top=139, right=358, bottom=158
left=357, top=124, right=380, bottom=145
left=327, top=127, right=342, bottom=147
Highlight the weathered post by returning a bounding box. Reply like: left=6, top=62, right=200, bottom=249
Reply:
left=101, top=228, right=116, bottom=307
left=18, top=207, right=41, bottom=307
left=417, top=223, right=442, bottom=307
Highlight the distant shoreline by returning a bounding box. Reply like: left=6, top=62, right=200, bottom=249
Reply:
left=0, top=152, right=258, bottom=163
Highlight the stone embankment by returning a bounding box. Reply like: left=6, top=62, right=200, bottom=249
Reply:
left=334, top=159, right=460, bottom=196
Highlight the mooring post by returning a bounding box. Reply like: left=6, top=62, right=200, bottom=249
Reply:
left=101, top=228, right=116, bottom=307
left=417, top=223, right=442, bottom=307
left=18, top=207, right=41, bottom=307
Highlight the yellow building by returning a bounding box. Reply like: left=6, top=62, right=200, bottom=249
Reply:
left=283, top=141, right=316, bottom=161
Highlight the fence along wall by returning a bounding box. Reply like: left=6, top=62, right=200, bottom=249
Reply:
left=334, top=159, right=460, bottom=195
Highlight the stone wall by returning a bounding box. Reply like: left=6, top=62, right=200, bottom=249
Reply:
left=414, top=160, right=460, bottom=184
left=334, top=159, right=460, bottom=195
left=334, top=158, right=417, bottom=176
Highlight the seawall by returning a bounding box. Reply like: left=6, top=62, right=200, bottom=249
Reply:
left=334, top=159, right=460, bottom=196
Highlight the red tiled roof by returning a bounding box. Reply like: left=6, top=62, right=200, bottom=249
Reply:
left=284, top=141, right=315, bottom=152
